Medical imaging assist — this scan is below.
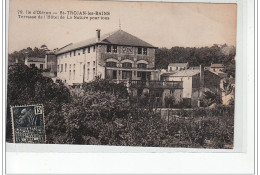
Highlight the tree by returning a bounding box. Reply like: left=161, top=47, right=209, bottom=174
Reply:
left=7, top=64, right=71, bottom=142
left=155, top=44, right=236, bottom=69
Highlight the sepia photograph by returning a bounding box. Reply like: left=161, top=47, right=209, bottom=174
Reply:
left=7, top=0, right=237, bottom=149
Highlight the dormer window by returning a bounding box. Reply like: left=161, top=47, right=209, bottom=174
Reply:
left=107, top=45, right=111, bottom=53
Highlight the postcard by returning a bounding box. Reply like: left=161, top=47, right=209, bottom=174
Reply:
left=7, top=0, right=237, bottom=149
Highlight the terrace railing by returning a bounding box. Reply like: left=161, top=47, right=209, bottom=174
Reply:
left=112, top=80, right=183, bottom=89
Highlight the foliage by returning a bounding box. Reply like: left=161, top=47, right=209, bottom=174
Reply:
left=6, top=64, right=70, bottom=142
left=202, top=90, right=222, bottom=106
left=164, top=96, right=175, bottom=108
left=45, top=80, right=234, bottom=148
left=6, top=64, right=234, bottom=148
left=155, top=44, right=236, bottom=69
left=82, top=78, right=129, bottom=98
left=8, top=46, right=49, bottom=64
left=155, top=44, right=236, bottom=79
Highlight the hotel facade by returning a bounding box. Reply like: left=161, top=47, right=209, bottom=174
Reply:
left=56, top=29, right=160, bottom=85
left=55, top=29, right=184, bottom=107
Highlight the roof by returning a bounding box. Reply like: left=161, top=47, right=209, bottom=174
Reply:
left=160, top=72, right=177, bottom=77
left=211, top=63, right=224, bottom=68
left=162, top=69, right=200, bottom=77
left=56, top=29, right=155, bottom=55
left=168, top=63, right=188, bottom=67
left=27, top=57, right=45, bottom=63
left=210, top=70, right=227, bottom=78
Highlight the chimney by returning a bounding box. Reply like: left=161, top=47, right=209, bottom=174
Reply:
left=96, top=29, right=101, bottom=42
left=200, top=65, right=204, bottom=88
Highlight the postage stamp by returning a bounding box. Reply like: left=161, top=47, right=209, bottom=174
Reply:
left=11, top=104, right=46, bottom=143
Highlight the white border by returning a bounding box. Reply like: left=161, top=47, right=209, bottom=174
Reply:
left=3, top=0, right=255, bottom=174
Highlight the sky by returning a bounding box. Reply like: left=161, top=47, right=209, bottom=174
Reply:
left=8, top=0, right=237, bottom=53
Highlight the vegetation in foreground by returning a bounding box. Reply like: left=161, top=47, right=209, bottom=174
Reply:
left=7, top=64, right=234, bottom=148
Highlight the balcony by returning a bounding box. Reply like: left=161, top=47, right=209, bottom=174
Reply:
left=106, top=66, right=157, bottom=72
left=112, top=80, right=183, bottom=89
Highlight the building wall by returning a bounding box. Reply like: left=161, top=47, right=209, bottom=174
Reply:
left=97, top=45, right=155, bottom=67
left=45, top=54, right=57, bottom=74
left=210, top=67, right=224, bottom=72
left=204, top=70, right=221, bottom=94
left=168, top=66, right=187, bottom=72
left=191, top=88, right=200, bottom=107
left=167, top=76, right=192, bottom=98
left=57, top=46, right=97, bottom=85
left=57, top=44, right=157, bottom=85
left=25, top=60, right=45, bottom=69
left=162, top=89, right=183, bottom=107
left=97, top=45, right=157, bottom=80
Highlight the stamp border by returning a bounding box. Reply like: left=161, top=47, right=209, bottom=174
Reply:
left=10, top=104, right=46, bottom=144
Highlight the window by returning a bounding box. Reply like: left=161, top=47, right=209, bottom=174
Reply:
left=73, top=70, right=75, bottom=80
left=78, top=51, right=80, bottom=55
left=69, top=64, right=71, bottom=69
left=106, top=62, right=117, bottom=67
left=138, top=47, right=142, bottom=54
left=137, top=72, right=142, bottom=77
left=88, top=47, right=90, bottom=53
left=61, top=64, right=63, bottom=72
left=69, top=70, right=71, bottom=80
left=73, top=51, right=76, bottom=56
left=113, top=70, right=117, bottom=79
left=73, top=64, right=75, bottom=69
left=87, top=62, right=90, bottom=67
left=93, top=46, right=95, bottom=52
left=65, top=64, right=67, bottom=72
left=122, top=62, right=132, bottom=68
left=30, top=64, right=35, bottom=68
left=80, top=62, right=82, bottom=76
left=93, top=61, right=95, bottom=66
left=70, top=52, right=72, bottom=57
left=57, top=65, right=59, bottom=72
left=107, top=45, right=111, bottom=53
left=137, top=63, right=147, bottom=69
left=83, top=48, right=86, bottom=54
left=40, top=64, right=44, bottom=69
left=143, top=48, right=147, bottom=55
left=122, top=71, right=132, bottom=79
left=93, top=68, right=96, bottom=78
left=113, top=45, right=117, bottom=53
left=87, top=68, right=90, bottom=80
